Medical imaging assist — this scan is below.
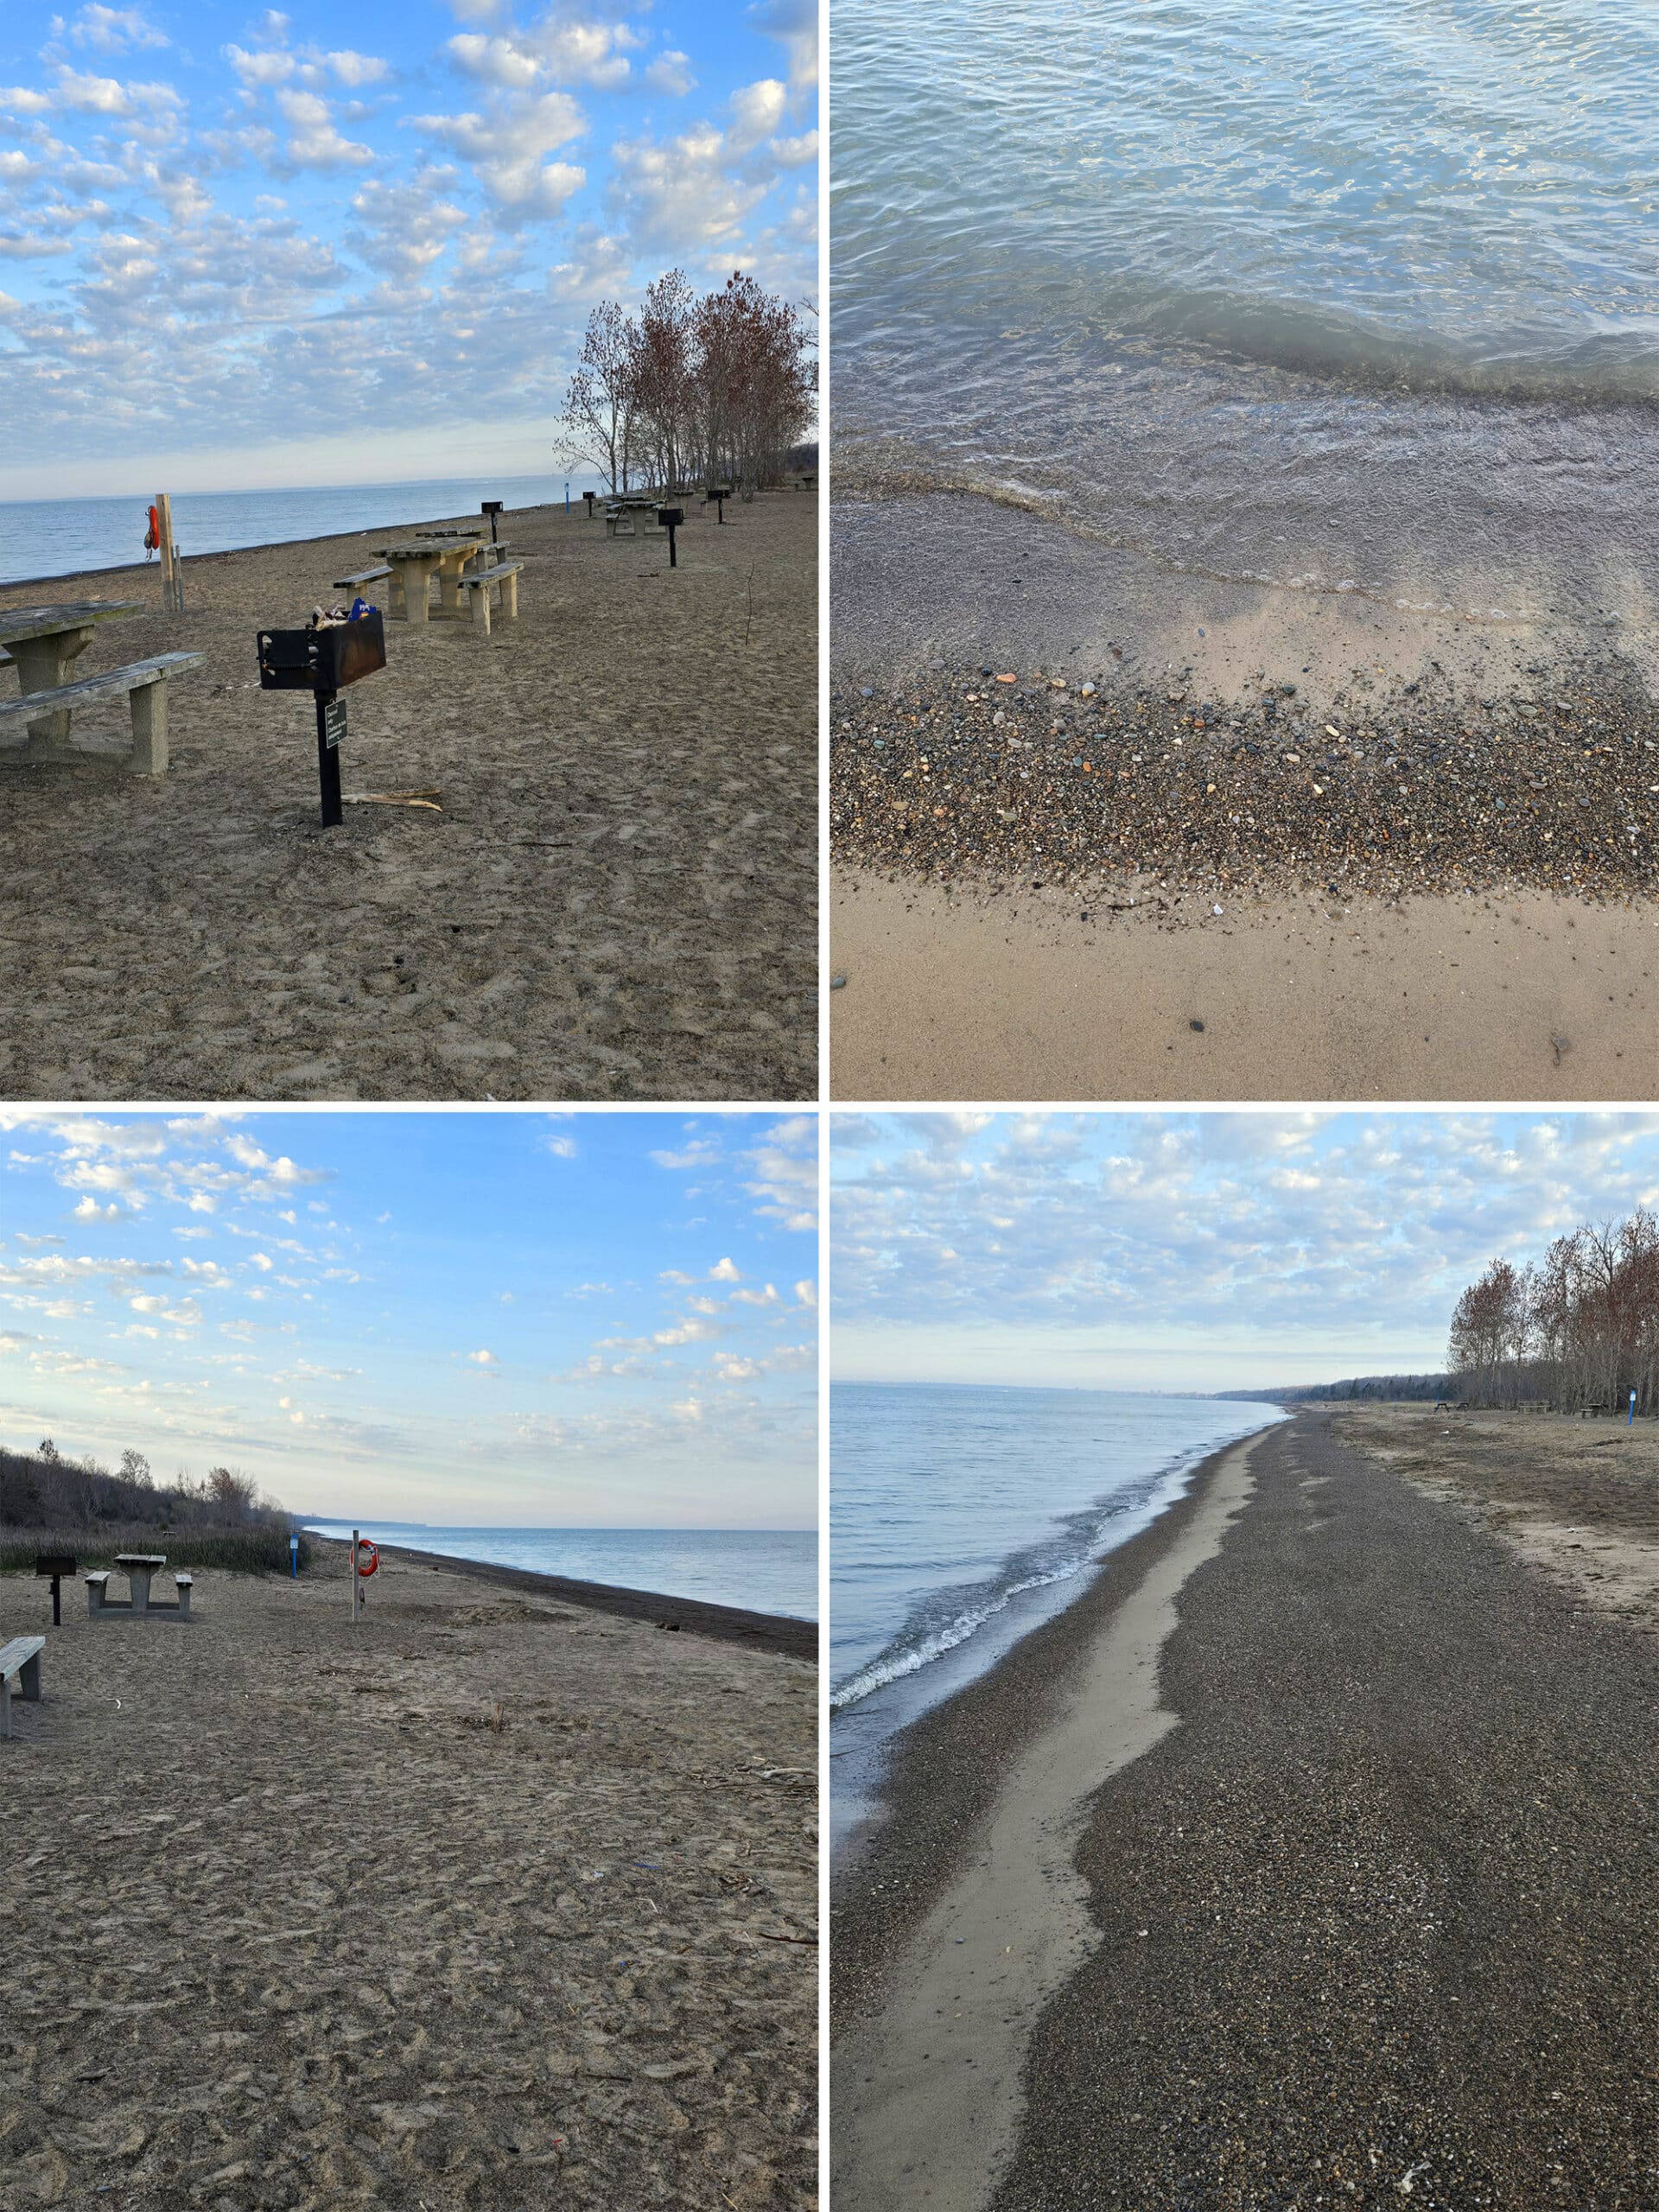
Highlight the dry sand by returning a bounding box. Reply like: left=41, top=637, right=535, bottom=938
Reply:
left=0, top=1544, right=817, bottom=2210
left=1333, top=1401, right=1659, bottom=1640
left=830, top=490, right=1659, bottom=1101
left=831, top=869, right=1659, bottom=1099
left=0, top=493, right=816, bottom=1101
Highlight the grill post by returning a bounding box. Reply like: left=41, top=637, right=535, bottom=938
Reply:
left=315, top=690, right=344, bottom=828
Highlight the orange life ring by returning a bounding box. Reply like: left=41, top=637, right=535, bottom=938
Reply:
left=144, top=504, right=159, bottom=552
left=355, top=1539, right=378, bottom=1578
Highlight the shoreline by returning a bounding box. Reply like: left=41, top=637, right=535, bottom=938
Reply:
left=831, top=1430, right=1263, bottom=2212
left=0, top=503, right=565, bottom=594
left=834, top=1407, right=1659, bottom=2209
left=830, top=1424, right=1251, bottom=1999
left=308, top=1531, right=817, bottom=1662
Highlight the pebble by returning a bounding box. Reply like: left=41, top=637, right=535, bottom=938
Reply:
left=829, top=655, right=1659, bottom=905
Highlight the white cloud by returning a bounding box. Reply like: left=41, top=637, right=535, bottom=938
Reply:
left=645, top=51, right=695, bottom=97
left=70, top=6, right=169, bottom=54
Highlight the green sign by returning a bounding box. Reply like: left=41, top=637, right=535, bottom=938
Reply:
left=322, top=696, right=346, bottom=749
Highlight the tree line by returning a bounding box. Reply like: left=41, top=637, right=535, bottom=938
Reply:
left=0, top=1436, right=280, bottom=1533
left=1448, top=1208, right=1659, bottom=1412
left=557, top=268, right=817, bottom=496
left=1224, top=1375, right=1451, bottom=1405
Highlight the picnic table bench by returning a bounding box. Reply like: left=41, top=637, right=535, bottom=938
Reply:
left=0, top=602, right=204, bottom=773
left=0, top=1636, right=44, bottom=1741
left=332, top=563, right=393, bottom=594
left=0, top=651, right=206, bottom=773
left=86, top=1555, right=194, bottom=1619
left=457, top=560, right=524, bottom=636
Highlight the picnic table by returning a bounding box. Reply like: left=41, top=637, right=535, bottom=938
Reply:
left=0, top=601, right=141, bottom=753
left=372, top=537, right=489, bottom=624
left=86, top=1554, right=194, bottom=1619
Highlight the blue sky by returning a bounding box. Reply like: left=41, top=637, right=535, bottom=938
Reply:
left=832, top=1110, right=1659, bottom=1393
left=0, top=0, right=817, bottom=496
left=0, top=1108, right=818, bottom=1524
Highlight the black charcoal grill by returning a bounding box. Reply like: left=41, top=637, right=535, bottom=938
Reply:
left=256, top=607, right=386, bottom=828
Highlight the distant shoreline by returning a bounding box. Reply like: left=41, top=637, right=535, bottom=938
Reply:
left=0, top=501, right=562, bottom=594
left=308, top=1532, right=817, bottom=1662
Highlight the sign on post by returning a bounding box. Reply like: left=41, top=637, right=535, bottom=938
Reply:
left=289, top=1532, right=299, bottom=1579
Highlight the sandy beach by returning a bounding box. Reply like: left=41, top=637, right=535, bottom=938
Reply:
left=831, top=1408, right=1659, bottom=2209
left=0, top=492, right=816, bottom=1101
left=830, top=873, right=1659, bottom=1100
left=0, top=1542, right=817, bottom=2209
left=830, top=491, right=1659, bottom=1098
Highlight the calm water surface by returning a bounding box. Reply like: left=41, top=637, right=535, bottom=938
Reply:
left=830, top=1383, right=1285, bottom=1852
left=303, top=1522, right=817, bottom=1623
left=0, top=473, right=603, bottom=588
left=832, top=0, right=1659, bottom=621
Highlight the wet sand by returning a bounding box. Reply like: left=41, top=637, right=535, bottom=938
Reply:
left=830, top=490, right=1659, bottom=1100
left=831, top=869, right=1659, bottom=1099
left=0, top=1545, right=817, bottom=2209
left=0, top=493, right=816, bottom=1101
left=831, top=1410, right=1659, bottom=2210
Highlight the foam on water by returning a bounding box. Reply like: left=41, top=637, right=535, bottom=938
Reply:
left=830, top=1385, right=1286, bottom=1852
left=832, top=0, right=1659, bottom=625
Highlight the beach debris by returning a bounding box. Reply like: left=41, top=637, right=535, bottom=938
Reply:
left=1396, top=2164, right=1431, bottom=2196
left=345, top=788, right=442, bottom=810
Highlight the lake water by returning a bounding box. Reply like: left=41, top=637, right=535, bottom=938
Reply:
left=832, top=0, right=1659, bottom=626
left=0, top=472, right=604, bottom=588
left=830, top=1383, right=1286, bottom=1852
left=302, top=1522, right=818, bottom=1624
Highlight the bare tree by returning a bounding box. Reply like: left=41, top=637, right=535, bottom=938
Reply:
left=556, top=300, right=638, bottom=493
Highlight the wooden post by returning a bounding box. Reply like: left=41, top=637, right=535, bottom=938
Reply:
left=156, top=493, right=180, bottom=614
left=351, top=1526, right=359, bottom=1624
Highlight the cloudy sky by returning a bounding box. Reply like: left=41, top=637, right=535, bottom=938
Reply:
left=0, top=0, right=817, bottom=495
left=1, top=1109, right=818, bottom=1524
left=832, top=1110, right=1659, bottom=1393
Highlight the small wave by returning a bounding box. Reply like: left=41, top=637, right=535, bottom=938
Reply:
left=830, top=1554, right=1092, bottom=1711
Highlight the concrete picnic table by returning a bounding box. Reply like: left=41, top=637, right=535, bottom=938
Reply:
left=0, top=601, right=142, bottom=750
left=372, top=538, right=489, bottom=624
left=114, top=1554, right=168, bottom=1611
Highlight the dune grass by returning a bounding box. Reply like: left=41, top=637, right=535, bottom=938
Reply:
left=0, top=1525, right=311, bottom=1576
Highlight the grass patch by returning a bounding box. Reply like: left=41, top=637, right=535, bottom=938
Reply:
left=0, top=1525, right=312, bottom=1576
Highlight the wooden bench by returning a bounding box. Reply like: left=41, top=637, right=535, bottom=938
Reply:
left=332, top=564, right=392, bottom=593
left=457, top=561, right=524, bottom=636
left=0, top=651, right=206, bottom=774
left=0, top=1636, right=44, bottom=1740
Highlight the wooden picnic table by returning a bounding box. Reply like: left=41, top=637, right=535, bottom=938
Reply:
left=0, top=601, right=142, bottom=751
left=372, top=538, right=487, bottom=625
